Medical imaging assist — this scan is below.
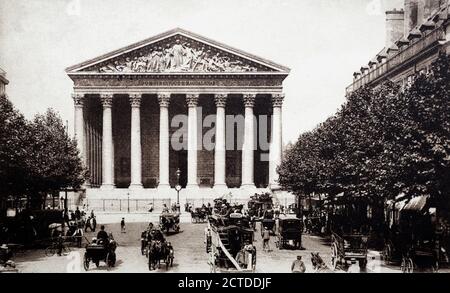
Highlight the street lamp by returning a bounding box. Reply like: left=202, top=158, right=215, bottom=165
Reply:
left=175, top=168, right=182, bottom=211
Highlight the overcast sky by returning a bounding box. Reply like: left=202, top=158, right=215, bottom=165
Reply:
left=0, top=0, right=403, bottom=143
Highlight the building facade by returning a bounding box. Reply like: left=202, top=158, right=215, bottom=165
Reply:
left=346, top=0, right=450, bottom=95
left=66, top=28, right=291, bottom=206
left=0, top=68, right=8, bottom=96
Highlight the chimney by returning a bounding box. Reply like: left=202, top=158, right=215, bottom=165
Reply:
left=386, top=9, right=405, bottom=48
left=404, top=0, right=419, bottom=35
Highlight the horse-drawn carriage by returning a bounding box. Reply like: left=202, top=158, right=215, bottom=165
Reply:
left=275, top=217, right=303, bottom=249
left=383, top=195, right=449, bottom=273
left=247, top=193, right=273, bottom=218
left=83, top=238, right=117, bottom=271
left=159, top=212, right=180, bottom=234
left=146, top=239, right=174, bottom=270
left=328, top=195, right=370, bottom=270
left=330, top=230, right=368, bottom=270
left=207, top=212, right=256, bottom=273
left=141, top=227, right=174, bottom=270
left=191, top=208, right=208, bottom=223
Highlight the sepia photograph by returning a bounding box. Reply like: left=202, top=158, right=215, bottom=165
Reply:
left=0, top=0, right=450, bottom=279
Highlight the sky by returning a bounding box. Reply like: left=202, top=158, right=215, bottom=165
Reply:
left=0, top=0, right=403, bottom=144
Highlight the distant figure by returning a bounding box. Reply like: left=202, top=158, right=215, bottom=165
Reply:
left=120, top=218, right=126, bottom=233
left=162, top=204, right=169, bottom=213
left=75, top=207, right=81, bottom=220
left=291, top=255, right=306, bottom=273
left=92, top=216, right=97, bottom=232
left=84, top=217, right=93, bottom=232
left=262, top=227, right=271, bottom=252
left=148, top=203, right=154, bottom=213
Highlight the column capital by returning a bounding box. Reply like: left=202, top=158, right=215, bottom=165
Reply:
left=100, top=93, right=113, bottom=108
left=72, top=93, right=85, bottom=107
left=271, top=93, right=285, bottom=108
left=243, top=94, right=256, bottom=108
left=186, top=94, right=199, bottom=108
left=129, top=93, right=142, bottom=108
left=214, top=94, right=228, bottom=108
left=157, top=93, right=171, bottom=108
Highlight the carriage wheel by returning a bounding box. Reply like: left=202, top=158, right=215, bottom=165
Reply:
left=83, top=253, right=90, bottom=271
left=45, top=246, right=56, bottom=257
left=331, top=244, right=338, bottom=270
left=401, top=257, right=414, bottom=273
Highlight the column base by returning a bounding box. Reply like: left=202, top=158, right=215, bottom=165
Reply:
left=241, top=183, right=257, bottom=190
left=100, top=184, right=115, bottom=190
left=128, top=183, right=143, bottom=190
left=186, top=184, right=200, bottom=190
left=157, top=183, right=172, bottom=191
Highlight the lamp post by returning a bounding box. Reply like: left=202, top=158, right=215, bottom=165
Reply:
left=175, top=168, right=182, bottom=212
left=127, top=192, right=130, bottom=214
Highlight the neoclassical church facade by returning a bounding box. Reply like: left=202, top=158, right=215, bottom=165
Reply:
left=66, top=28, right=291, bottom=205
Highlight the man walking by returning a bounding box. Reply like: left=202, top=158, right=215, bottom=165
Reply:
left=262, top=227, right=271, bottom=252
left=291, top=255, right=306, bottom=273
left=120, top=218, right=126, bottom=233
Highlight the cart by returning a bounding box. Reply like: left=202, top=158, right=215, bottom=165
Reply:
left=83, top=240, right=117, bottom=271
left=330, top=230, right=368, bottom=270
left=383, top=195, right=449, bottom=273
left=275, top=217, right=303, bottom=249
left=207, top=213, right=256, bottom=273
left=159, top=212, right=180, bottom=234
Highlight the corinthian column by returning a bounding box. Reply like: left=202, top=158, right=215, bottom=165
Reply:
left=129, top=94, right=143, bottom=189
left=158, top=93, right=171, bottom=189
left=186, top=94, right=199, bottom=189
left=214, top=94, right=227, bottom=189
left=100, top=93, right=114, bottom=190
left=242, top=94, right=256, bottom=189
left=73, top=93, right=85, bottom=164
left=269, top=94, right=284, bottom=190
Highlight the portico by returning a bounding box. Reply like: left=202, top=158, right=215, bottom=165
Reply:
left=67, top=28, right=290, bottom=200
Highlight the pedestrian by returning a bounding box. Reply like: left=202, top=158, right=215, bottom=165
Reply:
left=291, top=255, right=306, bottom=273
left=92, top=216, right=97, bottom=232
left=262, top=227, right=271, bottom=252
left=85, top=216, right=92, bottom=232
left=72, top=225, right=84, bottom=248
left=120, top=218, right=126, bottom=233
left=75, top=207, right=81, bottom=220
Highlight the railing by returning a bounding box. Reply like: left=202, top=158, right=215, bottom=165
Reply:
left=346, top=27, right=445, bottom=94
left=85, top=198, right=172, bottom=213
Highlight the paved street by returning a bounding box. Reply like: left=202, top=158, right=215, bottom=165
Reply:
left=10, top=212, right=407, bottom=273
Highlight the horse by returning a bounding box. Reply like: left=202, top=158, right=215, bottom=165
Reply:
left=311, top=252, right=333, bottom=273
left=148, top=240, right=160, bottom=270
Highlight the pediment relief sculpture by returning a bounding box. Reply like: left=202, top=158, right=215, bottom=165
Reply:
left=83, top=36, right=273, bottom=73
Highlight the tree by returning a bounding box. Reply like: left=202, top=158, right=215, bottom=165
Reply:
left=26, top=109, right=86, bottom=207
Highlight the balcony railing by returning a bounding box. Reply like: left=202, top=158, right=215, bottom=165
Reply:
left=346, top=26, right=445, bottom=95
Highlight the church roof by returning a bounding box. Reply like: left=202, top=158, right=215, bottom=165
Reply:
left=66, top=28, right=290, bottom=75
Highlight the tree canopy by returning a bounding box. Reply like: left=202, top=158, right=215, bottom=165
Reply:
left=278, top=53, right=450, bottom=207
left=0, top=95, right=86, bottom=208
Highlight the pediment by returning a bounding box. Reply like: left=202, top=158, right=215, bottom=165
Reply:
left=66, top=28, right=290, bottom=74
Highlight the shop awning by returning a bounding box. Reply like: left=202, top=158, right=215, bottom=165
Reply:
left=402, top=195, right=429, bottom=212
